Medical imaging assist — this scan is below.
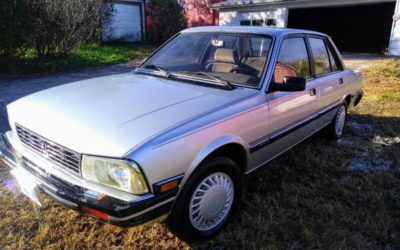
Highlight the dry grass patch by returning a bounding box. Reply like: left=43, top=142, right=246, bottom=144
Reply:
left=0, top=59, right=399, bottom=249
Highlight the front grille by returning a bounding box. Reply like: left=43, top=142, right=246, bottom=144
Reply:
left=16, top=124, right=81, bottom=175
left=22, top=157, right=83, bottom=193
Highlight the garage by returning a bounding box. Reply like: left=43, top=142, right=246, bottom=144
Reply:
left=288, top=2, right=396, bottom=53
left=211, top=0, right=400, bottom=56
left=102, top=1, right=144, bottom=42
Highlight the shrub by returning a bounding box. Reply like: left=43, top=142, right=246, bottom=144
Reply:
left=0, top=0, right=33, bottom=59
left=30, top=0, right=114, bottom=57
left=0, top=0, right=113, bottom=61
left=146, top=0, right=187, bottom=44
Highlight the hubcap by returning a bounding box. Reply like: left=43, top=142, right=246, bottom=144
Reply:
left=189, top=172, right=234, bottom=231
left=335, top=105, right=346, bottom=137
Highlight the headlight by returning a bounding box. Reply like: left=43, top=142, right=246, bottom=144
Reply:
left=81, top=156, right=149, bottom=195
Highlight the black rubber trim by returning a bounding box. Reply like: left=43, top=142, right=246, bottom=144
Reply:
left=108, top=201, right=173, bottom=227
left=43, top=185, right=173, bottom=227
left=250, top=103, right=341, bottom=153
left=15, top=156, right=177, bottom=218
left=1, top=132, right=176, bottom=226
left=353, top=90, right=364, bottom=107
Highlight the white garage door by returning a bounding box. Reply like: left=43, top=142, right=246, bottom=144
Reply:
left=103, top=3, right=143, bottom=42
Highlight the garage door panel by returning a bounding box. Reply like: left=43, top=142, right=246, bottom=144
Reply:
left=103, top=3, right=142, bottom=42
left=288, top=2, right=396, bottom=53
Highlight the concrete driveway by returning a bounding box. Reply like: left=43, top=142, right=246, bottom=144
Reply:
left=342, top=53, right=386, bottom=69
left=0, top=54, right=386, bottom=133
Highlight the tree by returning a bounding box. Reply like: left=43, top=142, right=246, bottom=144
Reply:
left=0, top=0, right=113, bottom=60
left=0, top=0, right=33, bottom=59
left=146, top=0, right=187, bottom=44
left=30, top=0, right=114, bottom=57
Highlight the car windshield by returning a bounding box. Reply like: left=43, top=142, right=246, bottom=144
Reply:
left=138, top=32, right=273, bottom=88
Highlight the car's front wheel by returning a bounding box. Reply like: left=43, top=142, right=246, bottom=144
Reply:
left=167, top=157, right=241, bottom=242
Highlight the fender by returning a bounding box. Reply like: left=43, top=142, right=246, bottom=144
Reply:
left=178, top=134, right=246, bottom=189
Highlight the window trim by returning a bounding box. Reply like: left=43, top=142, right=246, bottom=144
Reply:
left=325, top=39, right=343, bottom=72
left=270, top=34, right=313, bottom=89
left=305, top=35, right=344, bottom=79
left=307, top=36, right=332, bottom=77
left=266, top=33, right=345, bottom=93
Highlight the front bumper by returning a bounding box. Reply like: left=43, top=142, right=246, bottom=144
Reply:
left=0, top=132, right=176, bottom=227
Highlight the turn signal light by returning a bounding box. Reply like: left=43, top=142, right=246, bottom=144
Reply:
left=152, top=174, right=184, bottom=194
left=160, top=180, right=178, bottom=192
left=81, top=206, right=109, bottom=221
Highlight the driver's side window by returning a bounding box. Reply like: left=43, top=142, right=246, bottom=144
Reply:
left=274, top=37, right=311, bottom=84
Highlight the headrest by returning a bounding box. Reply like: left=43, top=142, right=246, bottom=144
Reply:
left=214, top=48, right=235, bottom=64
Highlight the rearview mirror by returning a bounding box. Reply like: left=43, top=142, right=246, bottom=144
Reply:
left=272, top=76, right=306, bottom=92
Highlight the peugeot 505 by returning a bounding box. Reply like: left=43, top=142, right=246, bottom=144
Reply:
left=0, top=26, right=363, bottom=241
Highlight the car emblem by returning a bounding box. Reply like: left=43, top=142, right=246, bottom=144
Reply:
left=40, top=141, right=49, bottom=159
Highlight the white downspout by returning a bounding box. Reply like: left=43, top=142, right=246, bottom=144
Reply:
left=389, top=0, right=400, bottom=56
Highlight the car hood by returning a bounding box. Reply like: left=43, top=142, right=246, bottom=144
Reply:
left=8, top=73, right=257, bottom=157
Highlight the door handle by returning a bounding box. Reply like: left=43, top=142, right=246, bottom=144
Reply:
left=339, top=78, right=344, bottom=84
left=310, top=88, right=317, bottom=96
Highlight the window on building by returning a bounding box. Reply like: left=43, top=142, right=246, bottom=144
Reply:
left=240, top=18, right=278, bottom=27
left=252, top=20, right=264, bottom=26
left=274, top=37, right=311, bottom=83
left=309, top=38, right=331, bottom=75
left=266, top=19, right=277, bottom=26
left=240, top=20, right=251, bottom=26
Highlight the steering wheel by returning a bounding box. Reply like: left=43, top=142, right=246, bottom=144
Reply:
left=229, top=66, right=259, bottom=78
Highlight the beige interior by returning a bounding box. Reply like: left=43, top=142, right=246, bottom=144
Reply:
left=242, top=57, right=266, bottom=75
left=210, top=48, right=238, bottom=73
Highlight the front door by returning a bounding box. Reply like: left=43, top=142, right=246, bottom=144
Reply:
left=249, top=36, right=319, bottom=167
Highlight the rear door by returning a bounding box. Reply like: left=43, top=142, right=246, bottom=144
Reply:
left=307, top=36, right=345, bottom=111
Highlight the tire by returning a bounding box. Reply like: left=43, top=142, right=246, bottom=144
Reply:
left=326, top=103, right=347, bottom=140
left=167, top=157, right=242, bottom=242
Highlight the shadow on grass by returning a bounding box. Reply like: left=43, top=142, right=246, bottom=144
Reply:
left=192, top=114, right=400, bottom=249
left=0, top=114, right=399, bottom=249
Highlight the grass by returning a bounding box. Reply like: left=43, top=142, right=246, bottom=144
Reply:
left=0, top=58, right=399, bottom=249
left=0, top=43, right=155, bottom=79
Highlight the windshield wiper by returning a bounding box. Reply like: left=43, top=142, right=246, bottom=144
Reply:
left=177, top=71, right=235, bottom=90
left=140, top=64, right=170, bottom=78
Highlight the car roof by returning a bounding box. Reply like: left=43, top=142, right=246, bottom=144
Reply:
left=181, top=26, right=328, bottom=38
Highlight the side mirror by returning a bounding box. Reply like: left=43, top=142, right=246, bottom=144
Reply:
left=272, top=76, right=306, bottom=92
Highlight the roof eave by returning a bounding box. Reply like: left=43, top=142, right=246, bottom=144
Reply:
left=209, top=0, right=396, bottom=9
left=209, top=0, right=297, bottom=9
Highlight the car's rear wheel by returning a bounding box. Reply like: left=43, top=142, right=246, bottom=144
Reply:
left=326, top=103, right=347, bottom=139
left=167, top=157, right=241, bottom=242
